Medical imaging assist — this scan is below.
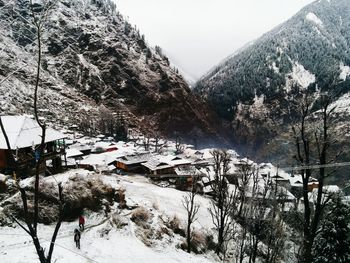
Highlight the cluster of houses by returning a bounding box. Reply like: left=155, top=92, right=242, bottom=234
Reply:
left=0, top=115, right=346, bottom=209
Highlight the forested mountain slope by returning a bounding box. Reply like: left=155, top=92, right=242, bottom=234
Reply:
left=0, top=0, right=225, bottom=144
left=195, top=0, right=350, bottom=162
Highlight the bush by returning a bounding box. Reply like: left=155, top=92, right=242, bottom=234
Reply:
left=111, top=213, right=128, bottom=229
left=116, top=188, right=127, bottom=209
left=190, top=231, right=207, bottom=254
left=180, top=231, right=214, bottom=254
left=2, top=173, right=118, bottom=223
left=156, top=226, right=170, bottom=239
left=205, top=233, right=217, bottom=251
left=166, top=215, right=185, bottom=237
left=131, top=207, right=150, bottom=224
left=136, top=227, right=154, bottom=247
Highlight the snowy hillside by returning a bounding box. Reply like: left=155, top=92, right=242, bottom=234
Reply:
left=0, top=0, right=224, bottom=144
left=196, top=0, right=350, bottom=118
left=0, top=171, right=217, bottom=263
left=194, top=0, right=350, bottom=164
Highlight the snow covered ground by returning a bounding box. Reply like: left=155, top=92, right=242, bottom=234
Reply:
left=0, top=172, right=218, bottom=263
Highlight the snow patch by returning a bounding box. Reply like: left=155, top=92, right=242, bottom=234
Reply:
left=253, top=93, right=264, bottom=107
left=339, top=62, right=350, bottom=81
left=77, top=54, right=100, bottom=76
left=330, top=93, right=350, bottom=114
left=276, top=46, right=284, bottom=55
left=313, top=26, right=323, bottom=36
left=306, top=12, right=323, bottom=27
left=285, top=62, right=316, bottom=92
left=270, top=61, right=280, bottom=74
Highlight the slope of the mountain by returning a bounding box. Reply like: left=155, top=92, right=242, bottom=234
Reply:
left=195, top=0, right=350, bottom=158
left=0, top=0, right=225, bottom=144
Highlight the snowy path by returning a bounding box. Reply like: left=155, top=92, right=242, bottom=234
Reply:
left=0, top=218, right=215, bottom=263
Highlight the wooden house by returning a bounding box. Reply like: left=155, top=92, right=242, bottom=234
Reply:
left=142, top=157, right=174, bottom=175
left=161, top=155, right=192, bottom=167
left=0, top=174, right=7, bottom=192
left=173, top=165, right=205, bottom=190
left=142, top=155, right=192, bottom=176
left=307, top=182, right=319, bottom=192
left=0, top=116, right=66, bottom=178
left=192, top=158, right=210, bottom=168
left=115, top=153, right=150, bottom=173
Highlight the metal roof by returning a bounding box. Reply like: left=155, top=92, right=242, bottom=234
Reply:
left=0, top=116, right=65, bottom=149
left=116, top=153, right=151, bottom=165
left=142, top=157, right=173, bottom=171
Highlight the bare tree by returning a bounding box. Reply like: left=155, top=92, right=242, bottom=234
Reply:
left=154, top=132, right=167, bottom=153
left=182, top=175, right=200, bottom=253
left=0, top=1, right=65, bottom=262
left=233, top=162, right=259, bottom=262
left=292, top=94, right=338, bottom=263
left=175, top=131, right=185, bottom=154
left=264, top=180, right=287, bottom=263
left=247, top=173, right=269, bottom=263
left=234, top=209, right=249, bottom=263
left=236, top=161, right=256, bottom=217
left=142, top=134, right=151, bottom=151
left=209, top=149, right=238, bottom=258
left=233, top=164, right=286, bottom=263
left=98, top=106, right=115, bottom=136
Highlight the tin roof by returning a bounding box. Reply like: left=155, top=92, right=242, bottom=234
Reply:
left=0, top=116, right=65, bottom=149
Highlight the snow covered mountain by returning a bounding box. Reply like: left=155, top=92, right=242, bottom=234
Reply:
left=0, top=0, right=224, bottom=144
left=195, top=0, right=350, bottom=159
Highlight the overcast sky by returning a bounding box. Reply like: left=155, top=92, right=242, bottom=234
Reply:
left=115, top=0, right=315, bottom=81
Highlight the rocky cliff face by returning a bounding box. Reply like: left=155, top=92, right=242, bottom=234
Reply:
left=195, top=0, right=350, bottom=157
left=0, top=0, right=225, bottom=144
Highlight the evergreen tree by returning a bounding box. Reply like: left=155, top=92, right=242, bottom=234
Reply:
left=312, top=194, right=350, bottom=263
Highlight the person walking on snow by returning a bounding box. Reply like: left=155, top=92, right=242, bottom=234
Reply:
left=74, top=229, right=81, bottom=249
left=79, top=215, right=85, bottom=231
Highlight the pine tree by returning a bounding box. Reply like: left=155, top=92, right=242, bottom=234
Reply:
left=312, top=194, right=350, bottom=263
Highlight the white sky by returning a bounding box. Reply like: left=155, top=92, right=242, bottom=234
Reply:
left=115, top=0, right=315, bottom=81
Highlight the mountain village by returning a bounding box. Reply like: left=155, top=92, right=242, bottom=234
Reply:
left=1, top=0, right=350, bottom=262
left=0, top=114, right=347, bottom=262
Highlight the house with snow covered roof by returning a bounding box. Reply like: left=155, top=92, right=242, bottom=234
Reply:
left=0, top=116, right=66, bottom=178
left=173, top=166, right=206, bottom=191
left=142, top=156, right=174, bottom=175
left=142, top=155, right=193, bottom=176
left=115, top=153, right=151, bottom=172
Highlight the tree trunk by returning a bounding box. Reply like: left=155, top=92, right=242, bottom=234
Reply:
left=187, top=217, right=191, bottom=253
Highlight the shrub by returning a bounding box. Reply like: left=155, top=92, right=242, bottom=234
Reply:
left=180, top=231, right=213, bottom=254
left=136, top=227, right=154, bottom=247
left=191, top=231, right=207, bottom=254
left=2, top=173, right=118, bottom=223
left=131, top=207, right=150, bottom=224
left=156, top=226, right=171, bottom=240
left=205, top=233, right=217, bottom=251
left=111, top=213, right=128, bottom=229
left=116, top=188, right=127, bottom=209
left=166, top=215, right=185, bottom=237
